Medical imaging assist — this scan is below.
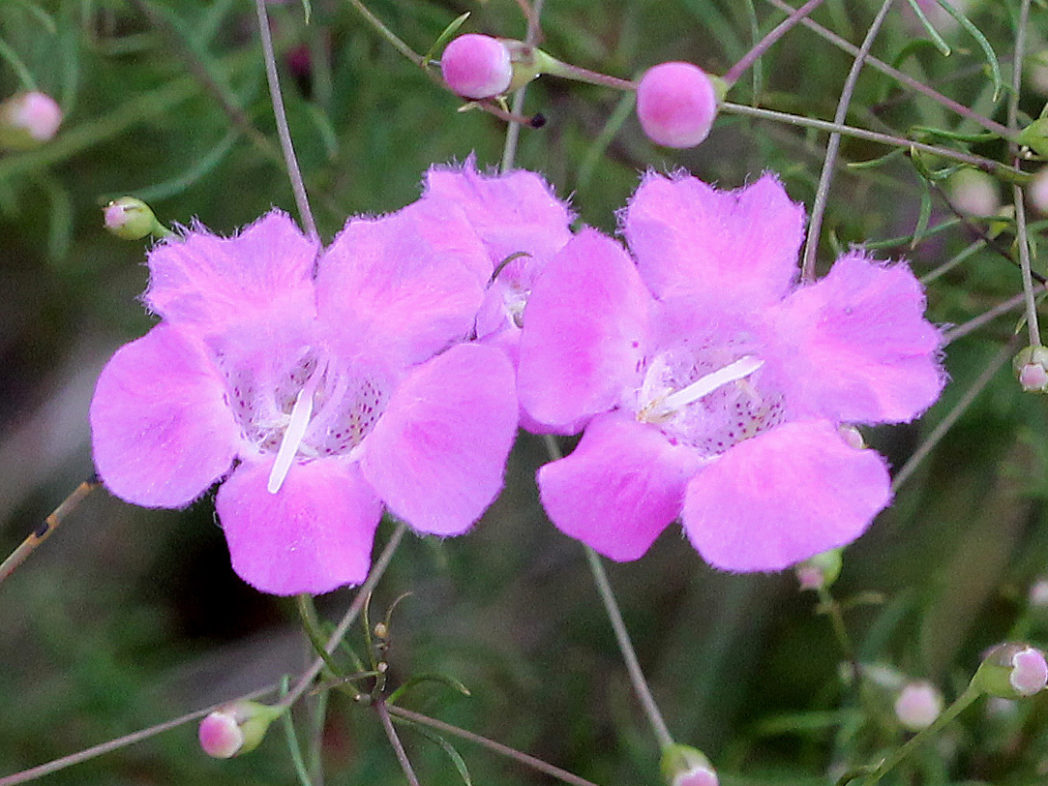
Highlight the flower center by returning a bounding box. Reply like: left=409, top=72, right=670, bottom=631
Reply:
left=218, top=348, right=390, bottom=487
left=633, top=345, right=785, bottom=456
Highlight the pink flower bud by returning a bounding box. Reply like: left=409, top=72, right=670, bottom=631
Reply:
left=103, top=197, right=161, bottom=240
left=794, top=548, right=843, bottom=591
left=0, top=91, right=62, bottom=150
left=974, top=643, right=1048, bottom=699
left=198, top=701, right=282, bottom=759
left=947, top=169, right=1000, bottom=217
left=441, top=34, right=513, bottom=99
left=1028, top=167, right=1048, bottom=215
left=661, top=743, right=718, bottom=786
left=894, top=681, right=943, bottom=730
left=1013, top=345, right=1048, bottom=393
left=636, top=62, right=718, bottom=149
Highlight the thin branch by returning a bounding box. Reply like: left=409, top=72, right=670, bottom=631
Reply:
left=942, top=290, right=1032, bottom=346
left=801, top=0, right=893, bottom=281
left=501, top=0, right=546, bottom=172
left=389, top=706, right=601, bottom=786
left=723, top=0, right=826, bottom=87
left=254, top=0, right=318, bottom=241
left=377, top=702, right=420, bottom=786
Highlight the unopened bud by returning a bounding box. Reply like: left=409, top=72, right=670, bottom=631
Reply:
left=1013, top=345, right=1048, bottom=393
left=894, top=681, right=943, bottom=731
left=198, top=700, right=282, bottom=759
left=973, top=643, right=1048, bottom=699
left=838, top=424, right=865, bottom=450
left=795, top=548, right=842, bottom=591
left=661, top=744, right=718, bottom=786
left=103, top=197, right=164, bottom=240
left=947, top=169, right=1000, bottom=217
left=636, top=62, right=720, bottom=149
left=441, top=34, right=513, bottom=99
left=1029, top=168, right=1048, bottom=215
left=0, top=91, right=62, bottom=150
left=1029, top=577, right=1048, bottom=607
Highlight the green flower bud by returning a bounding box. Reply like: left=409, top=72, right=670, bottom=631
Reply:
left=795, top=548, right=843, bottom=591
left=1012, top=345, right=1048, bottom=393
left=661, top=744, right=718, bottom=786
left=198, top=700, right=283, bottom=759
left=103, top=197, right=165, bottom=240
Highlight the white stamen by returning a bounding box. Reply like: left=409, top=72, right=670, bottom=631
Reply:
left=655, top=355, right=765, bottom=416
left=267, top=363, right=325, bottom=494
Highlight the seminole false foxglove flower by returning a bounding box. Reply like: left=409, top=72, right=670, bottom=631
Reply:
left=518, top=173, right=944, bottom=571
left=90, top=205, right=517, bottom=595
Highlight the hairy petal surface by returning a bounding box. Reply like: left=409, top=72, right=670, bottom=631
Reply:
left=622, top=172, right=804, bottom=308
left=683, top=420, right=890, bottom=572
left=318, top=199, right=490, bottom=366
left=90, top=324, right=239, bottom=508
left=518, top=229, right=651, bottom=428
left=217, top=458, right=382, bottom=595
left=764, top=252, right=944, bottom=423
left=361, top=343, right=517, bottom=536
left=539, top=413, right=703, bottom=561
left=145, top=211, right=318, bottom=334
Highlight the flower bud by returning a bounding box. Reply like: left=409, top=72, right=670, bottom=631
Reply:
left=795, top=548, right=842, bottom=591
left=198, top=700, right=282, bottom=759
left=838, top=424, right=865, bottom=450
left=894, top=681, right=943, bottom=731
left=0, top=91, right=62, bottom=150
left=1028, top=577, right=1048, bottom=608
left=103, top=197, right=164, bottom=240
left=947, top=169, right=1000, bottom=217
left=1012, top=345, right=1048, bottom=393
left=1028, top=167, right=1048, bottom=215
left=661, top=744, right=718, bottom=786
left=973, top=643, right=1048, bottom=699
left=441, top=34, right=513, bottom=99
left=636, top=62, right=719, bottom=149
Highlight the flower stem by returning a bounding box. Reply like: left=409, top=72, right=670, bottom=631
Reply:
left=0, top=475, right=99, bottom=587
left=254, top=0, right=318, bottom=242
left=584, top=545, right=675, bottom=750
left=858, top=684, right=981, bottom=786
left=1009, top=0, right=1040, bottom=347
left=343, top=0, right=425, bottom=67
left=801, top=0, right=893, bottom=281
left=891, top=337, right=1019, bottom=493
left=719, top=101, right=1028, bottom=183
left=388, top=706, right=601, bottom=786
left=542, top=434, right=674, bottom=749
left=277, top=521, right=407, bottom=710
left=377, top=701, right=421, bottom=786
left=723, top=0, right=826, bottom=87
left=942, top=290, right=1031, bottom=346
left=501, top=0, right=546, bottom=172
left=761, top=0, right=1015, bottom=141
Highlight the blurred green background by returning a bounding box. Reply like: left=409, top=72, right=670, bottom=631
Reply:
left=4, top=0, right=1048, bottom=783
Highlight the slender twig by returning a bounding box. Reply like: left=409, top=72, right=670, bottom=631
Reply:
left=801, top=0, right=893, bottom=281
left=942, top=290, right=1032, bottom=346
left=344, top=0, right=425, bottom=67
left=377, top=702, right=421, bottom=786
left=723, top=0, right=826, bottom=87
left=0, top=686, right=277, bottom=785
left=719, top=101, right=1028, bottom=181
left=1009, top=0, right=1040, bottom=347
left=501, top=0, right=546, bottom=172
left=761, top=0, right=1015, bottom=140
left=859, top=684, right=982, bottom=785
left=254, top=0, right=318, bottom=241
left=0, top=476, right=99, bottom=586
left=389, top=706, right=601, bottom=786
left=276, top=522, right=407, bottom=710
left=891, top=337, right=1020, bottom=493
left=540, top=436, right=674, bottom=749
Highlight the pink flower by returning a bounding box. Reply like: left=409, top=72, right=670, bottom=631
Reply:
left=636, top=62, right=718, bottom=149
left=441, top=34, right=513, bottom=99
left=518, top=173, right=944, bottom=571
left=90, top=206, right=518, bottom=595
left=0, top=91, right=62, bottom=150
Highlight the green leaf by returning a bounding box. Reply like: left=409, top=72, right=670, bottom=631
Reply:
left=387, top=673, right=473, bottom=706
left=401, top=721, right=474, bottom=786
left=934, top=0, right=1002, bottom=100
left=904, top=0, right=950, bottom=56
left=424, top=12, right=471, bottom=65
left=911, top=180, right=933, bottom=249
left=1018, top=118, right=1048, bottom=158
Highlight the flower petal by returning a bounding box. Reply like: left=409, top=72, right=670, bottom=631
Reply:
left=360, top=343, right=518, bottom=536
left=145, top=211, right=318, bottom=334
left=216, top=458, right=382, bottom=595
left=518, top=229, right=652, bottom=428
left=764, top=252, right=945, bottom=423
left=538, top=413, right=703, bottom=561
left=682, top=420, right=891, bottom=572
left=621, top=172, right=804, bottom=308
left=423, top=157, right=574, bottom=271
left=317, top=199, right=490, bottom=367
left=89, top=324, right=240, bottom=508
